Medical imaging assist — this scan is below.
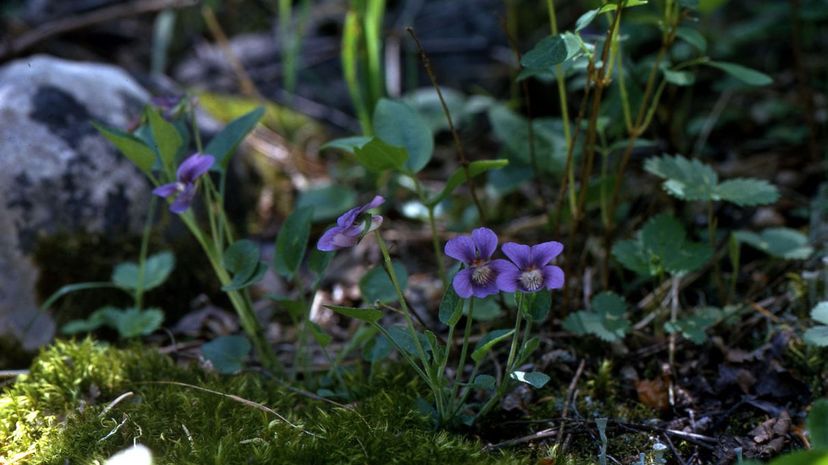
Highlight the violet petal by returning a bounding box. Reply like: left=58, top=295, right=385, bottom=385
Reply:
left=471, top=227, right=498, bottom=259
left=542, top=265, right=565, bottom=290
left=152, top=183, right=180, bottom=198
left=452, top=268, right=474, bottom=298
left=445, top=236, right=476, bottom=264
left=502, top=242, right=531, bottom=270
left=177, top=153, right=214, bottom=183
left=530, top=241, right=564, bottom=267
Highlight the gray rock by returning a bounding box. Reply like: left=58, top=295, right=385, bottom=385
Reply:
left=0, top=55, right=151, bottom=350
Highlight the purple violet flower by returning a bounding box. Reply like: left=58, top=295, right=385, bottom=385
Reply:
left=445, top=227, right=511, bottom=299
left=152, top=152, right=215, bottom=214
left=317, top=195, right=385, bottom=251
left=497, top=242, right=565, bottom=293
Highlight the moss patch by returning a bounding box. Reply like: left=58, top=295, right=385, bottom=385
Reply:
left=0, top=340, right=530, bottom=464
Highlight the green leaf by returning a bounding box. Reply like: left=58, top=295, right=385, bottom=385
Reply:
left=510, top=371, right=550, bottom=389
left=706, top=61, right=773, bottom=86
left=488, top=106, right=566, bottom=174
left=469, top=296, right=504, bottom=321
left=662, top=68, right=696, bottom=86
left=644, top=154, right=718, bottom=201
left=804, top=327, right=828, bottom=347
left=768, top=450, right=828, bottom=465
left=353, top=137, right=408, bottom=172
left=575, top=9, right=600, bottom=31
left=427, top=159, right=508, bottom=207
left=472, top=374, right=496, bottom=391
left=201, top=335, right=251, bottom=374
left=385, top=326, right=431, bottom=360
left=525, top=291, right=551, bottom=322
left=273, top=206, right=314, bottom=279
left=472, top=329, right=514, bottom=363
left=94, top=123, right=157, bottom=176
left=521, top=33, right=581, bottom=69
left=308, top=249, right=334, bottom=279
left=308, top=322, right=332, bottom=347
left=221, top=240, right=265, bottom=291
left=326, top=305, right=384, bottom=323
left=146, top=106, right=182, bottom=171
left=734, top=228, right=813, bottom=260
left=611, top=240, right=651, bottom=276
left=204, top=107, right=265, bottom=170
left=320, top=136, right=371, bottom=153
left=438, top=285, right=464, bottom=327
left=664, top=307, right=722, bottom=344
left=113, top=307, right=165, bottom=338
left=111, top=251, right=175, bottom=291
left=373, top=99, right=434, bottom=173
left=808, top=399, right=828, bottom=449
left=359, top=261, right=408, bottom=304
left=715, top=178, right=780, bottom=206
left=812, top=303, right=828, bottom=325
left=663, top=241, right=713, bottom=275
left=563, top=292, right=630, bottom=342
left=296, top=185, right=357, bottom=222
left=676, top=26, right=707, bottom=52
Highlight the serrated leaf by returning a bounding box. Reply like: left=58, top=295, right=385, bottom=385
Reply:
left=111, top=251, right=175, bottom=291
left=427, top=159, right=508, bottom=207
left=644, top=154, right=718, bottom=201
left=114, top=307, right=165, bottom=338
left=562, top=292, right=630, bottom=342
left=676, top=26, right=707, bottom=52
left=663, top=241, right=712, bottom=275
left=715, top=178, right=779, bottom=206
left=706, top=61, right=773, bottom=86
left=664, top=307, right=722, bottom=344
left=521, top=33, right=581, bottom=69
left=734, top=228, right=813, bottom=260
left=373, top=99, right=433, bottom=173
left=202, top=335, right=251, bottom=374
left=510, top=371, right=550, bottom=389
left=205, top=107, right=265, bottom=170
left=353, top=137, right=408, bottom=172
left=146, top=106, right=182, bottom=171
left=274, top=206, right=314, bottom=279
left=807, top=399, right=828, bottom=449
left=641, top=214, right=687, bottom=260
left=359, top=261, right=408, bottom=304
left=438, top=285, right=464, bottom=326
left=326, top=305, right=383, bottom=323
left=94, top=123, right=157, bottom=176
left=320, top=136, right=371, bottom=153
left=611, top=240, right=651, bottom=276
left=472, top=329, right=514, bottom=363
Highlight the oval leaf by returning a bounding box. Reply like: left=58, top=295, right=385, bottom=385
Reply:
left=205, top=107, right=265, bottom=169
left=202, top=335, right=251, bottom=374
left=274, top=206, right=314, bottom=279
left=373, top=99, right=434, bottom=173
left=325, top=305, right=384, bottom=323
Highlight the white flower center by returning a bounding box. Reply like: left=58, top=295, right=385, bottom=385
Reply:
left=175, top=181, right=187, bottom=193
left=519, top=269, right=544, bottom=291
left=471, top=264, right=493, bottom=285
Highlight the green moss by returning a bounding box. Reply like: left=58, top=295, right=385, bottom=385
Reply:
left=0, top=340, right=530, bottom=465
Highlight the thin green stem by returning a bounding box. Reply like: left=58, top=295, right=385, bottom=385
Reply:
left=450, top=297, right=475, bottom=401
left=134, top=196, right=157, bottom=310
left=546, top=0, right=571, bottom=149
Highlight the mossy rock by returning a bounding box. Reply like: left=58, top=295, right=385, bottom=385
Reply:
left=0, top=339, right=530, bottom=464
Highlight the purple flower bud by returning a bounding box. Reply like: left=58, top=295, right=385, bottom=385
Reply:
left=317, top=196, right=385, bottom=251
left=497, top=241, right=564, bottom=293
left=152, top=153, right=214, bottom=214
left=444, top=227, right=511, bottom=299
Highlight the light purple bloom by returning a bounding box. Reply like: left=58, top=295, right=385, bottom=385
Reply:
left=497, top=242, right=565, bottom=293
left=152, top=152, right=215, bottom=214
left=317, top=195, right=385, bottom=251
left=445, top=227, right=511, bottom=299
